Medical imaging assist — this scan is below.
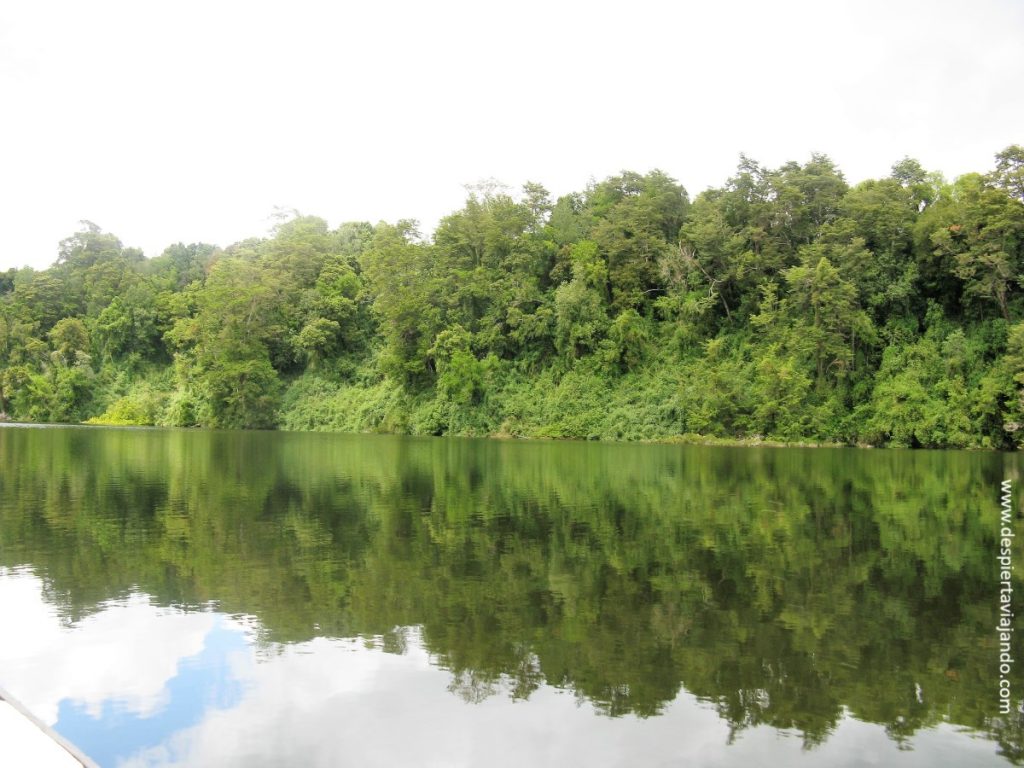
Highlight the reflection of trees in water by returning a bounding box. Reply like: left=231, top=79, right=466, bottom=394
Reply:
left=0, top=427, right=1022, bottom=758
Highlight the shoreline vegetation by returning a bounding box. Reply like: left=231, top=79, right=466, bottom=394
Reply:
left=1, top=419, right=855, bottom=450
left=2, top=148, right=1024, bottom=449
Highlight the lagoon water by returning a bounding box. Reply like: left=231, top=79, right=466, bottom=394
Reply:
left=0, top=425, right=1021, bottom=766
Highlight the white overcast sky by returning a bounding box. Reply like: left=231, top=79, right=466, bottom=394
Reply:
left=1, top=0, right=1022, bottom=270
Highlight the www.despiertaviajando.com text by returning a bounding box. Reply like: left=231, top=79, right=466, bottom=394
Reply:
left=998, top=480, right=1019, bottom=715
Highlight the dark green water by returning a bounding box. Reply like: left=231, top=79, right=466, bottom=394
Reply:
left=1, top=425, right=1022, bottom=767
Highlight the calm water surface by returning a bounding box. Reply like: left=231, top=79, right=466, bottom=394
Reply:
left=0, top=425, right=1022, bottom=766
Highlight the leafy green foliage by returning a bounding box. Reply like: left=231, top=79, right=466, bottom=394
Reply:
left=4, top=149, right=1024, bottom=446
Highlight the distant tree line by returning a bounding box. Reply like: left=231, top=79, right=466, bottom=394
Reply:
left=2, top=146, right=1024, bottom=447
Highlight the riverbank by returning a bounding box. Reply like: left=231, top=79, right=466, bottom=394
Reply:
left=50, top=364, right=1002, bottom=451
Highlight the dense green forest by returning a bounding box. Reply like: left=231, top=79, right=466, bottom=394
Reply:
left=2, top=147, right=1024, bottom=447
